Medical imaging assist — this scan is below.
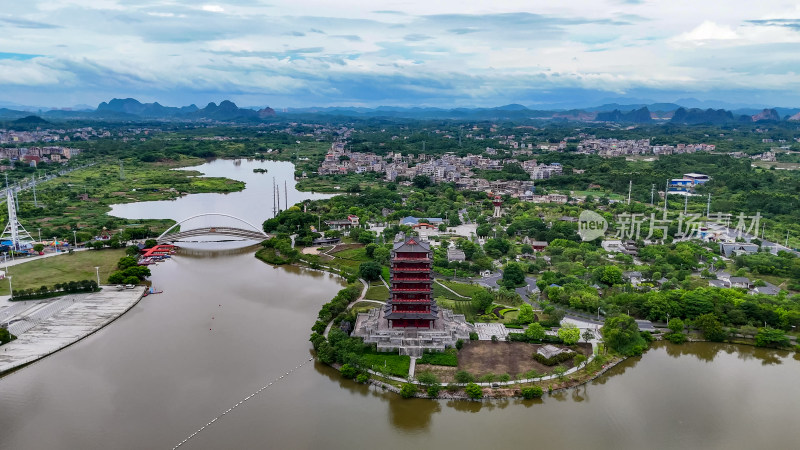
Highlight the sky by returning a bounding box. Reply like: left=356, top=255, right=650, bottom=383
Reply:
left=2, top=0, right=800, bottom=109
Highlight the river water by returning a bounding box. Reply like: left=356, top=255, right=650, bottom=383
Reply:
left=1, top=159, right=799, bottom=449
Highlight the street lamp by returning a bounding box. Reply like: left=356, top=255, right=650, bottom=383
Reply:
left=8, top=275, right=13, bottom=299
left=94, top=266, right=100, bottom=286
left=73, top=230, right=77, bottom=248
left=37, top=228, right=41, bottom=243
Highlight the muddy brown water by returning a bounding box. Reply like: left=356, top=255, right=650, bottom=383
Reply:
left=1, top=160, right=799, bottom=449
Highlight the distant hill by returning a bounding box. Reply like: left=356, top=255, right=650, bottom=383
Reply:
left=751, top=108, right=780, bottom=122
left=595, top=107, right=652, bottom=123
left=670, top=107, right=737, bottom=124
left=97, top=98, right=199, bottom=117
left=14, top=115, right=48, bottom=125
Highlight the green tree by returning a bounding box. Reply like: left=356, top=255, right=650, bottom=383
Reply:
left=358, top=261, right=382, bottom=281
left=517, top=303, right=535, bottom=324
left=582, top=329, right=595, bottom=342
left=471, top=289, right=494, bottom=311
left=557, top=323, right=581, bottom=345
left=125, top=245, right=140, bottom=257
left=373, top=247, right=390, bottom=265
left=754, top=327, right=790, bottom=348
left=552, top=365, right=567, bottom=380
left=400, top=383, right=418, bottom=398
left=464, top=382, right=483, bottom=399
left=521, top=386, right=543, bottom=399
left=0, top=327, right=16, bottom=345
left=340, top=364, right=358, bottom=379
left=117, top=256, right=138, bottom=270
left=601, top=314, right=648, bottom=356
left=525, top=322, right=546, bottom=340
left=668, top=318, right=685, bottom=334
left=502, top=262, right=525, bottom=288
left=412, top=175, right=432, bottom=189
left=594, top=265, right=623, bottom=286
left=33, top=243, right=44, bottom=253
left=694, top=313, right=726, bottom=342
left=364, top=243, right=378, bottom=258
left=454, top=370, right=474, bottom=383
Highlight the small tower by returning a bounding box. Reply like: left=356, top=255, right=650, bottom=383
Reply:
left=492, top=195, right=503, bottom=218
left=1, top=189, right=35, bottom=251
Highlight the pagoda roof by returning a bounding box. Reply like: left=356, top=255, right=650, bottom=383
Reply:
left=393, top=237, right=431, bottom=253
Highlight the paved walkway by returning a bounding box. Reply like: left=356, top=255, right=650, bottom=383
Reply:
left=0, top=286, right=146, bottom=375
left=434, top=280, right=469, bottom=299
left=324, top=278, right=368, bottom=337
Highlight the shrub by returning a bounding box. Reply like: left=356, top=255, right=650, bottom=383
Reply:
left=532, top=351, right=576, bottom=366
left=464, top=383, right=483, bottom=399
left=455, top=339, right=464, bottom=350
left=498, top=373, right=511, bottom=382
left=427, top=385, right=441, bottom=398
left=478, top=373, right=496, bottom=383
left=454, top=370, right=474, bottom=383
left=754, top=327, right=791, bottom=348
left=400, top=383, right=418, bottom=399
left=446, top=383, right=460, bottom=392
left=665, top=332, right=687, bottom=344
left=340, top=364, right=358, bottom=379
left=356, top=373, right=370, bottom=384
left=469, top=332, right=479, bottom=341
left=521, top=386, right=543, bottom=399
left=416, top=371, right=440, bottom=386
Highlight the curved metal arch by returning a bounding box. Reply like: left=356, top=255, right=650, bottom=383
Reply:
left=157, top=213, right=267, bottom=240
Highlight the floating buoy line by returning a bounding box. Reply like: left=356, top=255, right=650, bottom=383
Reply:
left=172, top=357, right=314, bottom=449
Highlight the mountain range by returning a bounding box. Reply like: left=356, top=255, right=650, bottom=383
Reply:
left=1, top=98, right=799, bottom=124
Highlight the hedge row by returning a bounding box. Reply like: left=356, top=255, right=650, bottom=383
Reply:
left=532, top=351, right=576, bottom=366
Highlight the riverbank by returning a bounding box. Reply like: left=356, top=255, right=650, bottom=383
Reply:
left=0, top=286, right=146, bottom=376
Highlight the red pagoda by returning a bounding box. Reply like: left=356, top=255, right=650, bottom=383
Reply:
left=384, top=237, right=438, bottom=329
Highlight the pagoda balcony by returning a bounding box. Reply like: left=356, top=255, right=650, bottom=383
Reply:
left=389, top=296, right=432, bottom=303
left=393, top=256, right=431, bottom=262
left=391, top=266, right=430, bottom=272
left=391, top=276, right=432, bottom=282
left=391, top=287, right=432, bottom=293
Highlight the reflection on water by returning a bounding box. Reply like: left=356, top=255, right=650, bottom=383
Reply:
left=661, top=341, right=789, bottom=365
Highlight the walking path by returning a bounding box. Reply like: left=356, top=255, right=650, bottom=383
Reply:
left=0, top=286, right=146, bottom=375
left=434, top=280, right=469, bottom=299
left=324, top=278, right=368, bottom=337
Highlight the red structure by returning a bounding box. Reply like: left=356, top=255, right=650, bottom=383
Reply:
left=384, top=237, right=437, bottom=329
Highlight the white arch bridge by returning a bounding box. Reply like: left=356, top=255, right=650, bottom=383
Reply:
left=157, top=213, right=268, bottom=243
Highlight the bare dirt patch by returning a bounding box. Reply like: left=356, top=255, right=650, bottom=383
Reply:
left=416, top=364, right=458, bottom=382
left=457, top=341, right=592, bottom=378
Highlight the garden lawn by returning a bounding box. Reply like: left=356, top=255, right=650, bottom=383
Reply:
left=440, top=280, right=485, bottom=298
left=0, top=249, right=126, bottom=295
left=360, top=352, right=410, bottom=378
left=365, top=283, right=389, bottom=301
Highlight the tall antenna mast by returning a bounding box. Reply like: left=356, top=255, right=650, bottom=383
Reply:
left=706, top=193, right=711, bottom=218
left=663, top=179, right=669, bottom=219
left=272, top=177, right=277, bottom=218
left=1, top=187, right=34, bottom=251
left=683, top=192, right=688, bottom=214
left=32, top=174, right=38, bottom=208
left=627, top=180, right=632, bottom=205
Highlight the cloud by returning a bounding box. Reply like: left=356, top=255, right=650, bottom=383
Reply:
left=0, top=53, right=43, bottom=61
left=675, top=21, right=739, bottom=43
left=0, top=17, right=60, bottom=29
left=403, top=34, right=432, bottom=42
left=201, top=5, right=225, bottom=13
left=747, top=18, right=800, bottom=30
left=447, top=28, right=479, bottom=35
left=332, top=35, right=362, bottom=42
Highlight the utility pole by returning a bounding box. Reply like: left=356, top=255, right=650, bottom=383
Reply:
left=32, top=174, right=38, bottom=208
left=684, top=192, right=688, bottom=214
left=706, top=193, right=711, bottom=219
left=663, top=179, right=669, bottom=219
left=650, top=184, right=655, bottom=206
left=284, top=180, right=288, bottom=210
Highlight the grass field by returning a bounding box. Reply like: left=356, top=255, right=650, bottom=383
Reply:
left=439, top=280, right=484, bottom=298
left=360, top=352, right=410, bottom=378
left=0, top=249, right=126, bottom=295
left=365, top=283, right=389, bottom=301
